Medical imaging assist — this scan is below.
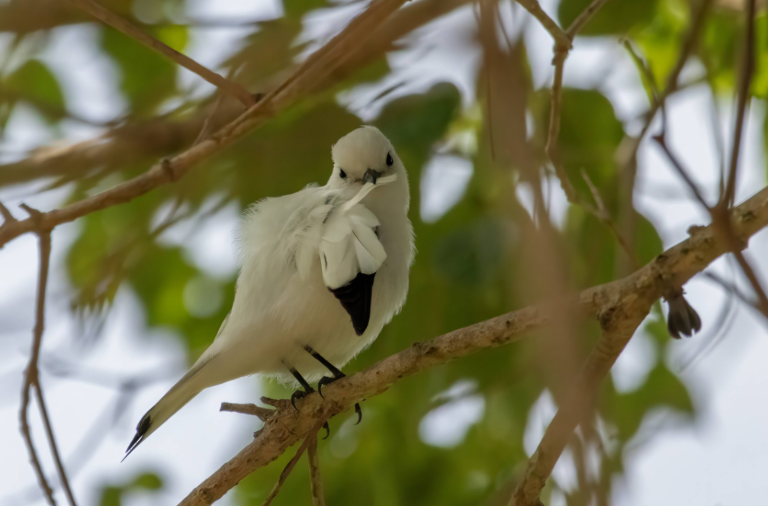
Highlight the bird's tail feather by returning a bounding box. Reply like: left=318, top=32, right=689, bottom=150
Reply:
left=123, top=364, right=207, bottom=460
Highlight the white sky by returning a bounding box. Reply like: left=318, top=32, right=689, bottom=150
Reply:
left=1, top=0, right=768, bottom=505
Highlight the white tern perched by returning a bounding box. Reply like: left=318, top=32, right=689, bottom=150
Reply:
left=125, top=126, right=414, bottom=457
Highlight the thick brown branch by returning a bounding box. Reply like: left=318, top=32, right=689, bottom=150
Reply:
left=66, top=0, right=255, bottom=108
left=0, top=0, right=410, bottom=249
left=179, top=186, right=768, bottom=506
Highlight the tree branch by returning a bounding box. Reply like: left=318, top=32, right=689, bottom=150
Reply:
left=0, top=0, right=410, bottom=249
left=179, top=185, right=768, bottom=506
left=307, top=436, right=325, bottom=506
left=17, top=210, right=77, bottom=506
left=517, top=0, right=636, bottom=264
left=721, top=0, right=756, bottom=207
left=650, top=0, right=767, bottom=320
left=262, top=421, right=325, bottom=506
left=511, top=322, right=646, bottom=506
left=66, top=0, right=256, bottom=108
left=33, top=381, right=78, bottom=506
left=19, top=228, right=55, bottom=505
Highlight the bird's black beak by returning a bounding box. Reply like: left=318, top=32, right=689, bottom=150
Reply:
left=363, top=169, right=380, bottom=184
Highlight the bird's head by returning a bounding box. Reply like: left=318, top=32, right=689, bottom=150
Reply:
left=328, top=126, right=406, bottom=191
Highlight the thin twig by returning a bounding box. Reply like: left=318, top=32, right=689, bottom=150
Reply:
left=220, top=402, right=273, bottom=421
left=566, top=0, right=610, bottom=37
left=721, top=0, right=756, bottom=207
left=33, top=382, right=78, bottom=506
left=19, top=228, right=56, bottom=506
left=712, top=0, right=768, bottom=316
left=653, top=136, right=768, bottom=319
left=651, top=135, right=710, bottom=208
left=649, top=0, right=767, bottom=319
left=523, top=0, right=636, bottom=266
left=0, top=201, right=16, bottom=223
left=66, top=0, right=255, bottom=108
left=729, top=248, right=768, bottom=318
left=193, top=93, right=226, bottom=147
left=581, top=169, right=639, bottom=269
left=307, top=435, right=325, bottom=506
left=514, top=0, right=571, bottom=52
left=704, top=271, right=756, bottom=309
left=622, top=39, right=659, bottom=108
left=262, top=421, right=325, bottom=506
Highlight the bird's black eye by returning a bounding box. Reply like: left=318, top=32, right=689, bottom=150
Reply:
left=339, top=169, right=347, bottom=179
left=386, top=153, right=393, bottom=166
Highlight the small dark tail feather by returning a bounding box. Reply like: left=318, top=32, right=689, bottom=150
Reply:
left=122, top=413, right=152, bottom=461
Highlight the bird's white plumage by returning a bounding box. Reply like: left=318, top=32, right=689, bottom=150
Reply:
left=126, top=126, right=414, bottom=454
left=319, top=176, right=396, bottom=289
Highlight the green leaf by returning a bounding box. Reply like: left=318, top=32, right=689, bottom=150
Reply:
left=633, top=0, right=690, bottom=91
left=556, top=88, right=624, bottom=194
left=130, top=472, right=163, bottom=491
left=432, top=218, right=504, bottom=287
left=101, top=26, right=180, bottom=116
left=284, top=0, right=329, bottom=20
left=558, top=0, right=660, bottom=36
left=3, top=59, right=66, bottom=123
left=610, top=362, right=694, bottom=441
left=99, top=486, right=123, bottom=506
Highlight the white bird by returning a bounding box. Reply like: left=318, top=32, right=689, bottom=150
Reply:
left=125, top=126, right=414, bottom=457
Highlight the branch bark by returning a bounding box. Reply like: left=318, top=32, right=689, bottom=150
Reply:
left=179, top=185, right=768, bottom=506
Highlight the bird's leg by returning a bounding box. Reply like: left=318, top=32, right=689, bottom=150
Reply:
left=289, top=367, right=315, bottom=412
left=303, top=345, right=363, bottom=425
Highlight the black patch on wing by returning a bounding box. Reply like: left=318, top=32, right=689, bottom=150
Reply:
left=329, top=272, right=375, bottom=336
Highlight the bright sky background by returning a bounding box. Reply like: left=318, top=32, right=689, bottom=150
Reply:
left=1, top=0, right=767, bottom=505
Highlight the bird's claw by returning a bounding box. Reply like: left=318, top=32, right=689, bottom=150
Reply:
left=290, top=387, right=314, bottom=411
left=322, top=421, right=330, bottom=439
left=316, top=375, right=362, bottom=425
left=317, top=375, right=341, bottom=398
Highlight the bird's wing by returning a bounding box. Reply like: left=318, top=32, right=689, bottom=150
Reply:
left=240, top=183, right=388, bottom=336
left=319, top=203, right=387, bottom=335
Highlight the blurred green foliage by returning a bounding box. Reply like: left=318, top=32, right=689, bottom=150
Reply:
left=98, top=471, right=164, bottom=506
left=0, top=0, right=756, bottom=503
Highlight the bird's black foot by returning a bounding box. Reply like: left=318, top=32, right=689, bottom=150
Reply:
left=288, top=367, right=316, bottom=411
left=317, top=373, right=344, bottom=398
left=316, top=374, right=362, bottom=424
left=290, top=386, right=315, bottom=411
left=304, top=345, right=364, bottom=425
